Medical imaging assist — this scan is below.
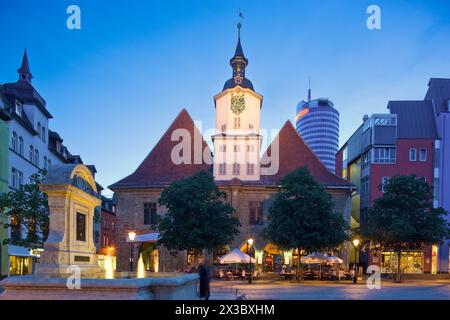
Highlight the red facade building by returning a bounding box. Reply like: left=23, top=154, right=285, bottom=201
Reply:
left=100, top=196, right=117, bottom=256
left=336, top=101, right=440, bottom=274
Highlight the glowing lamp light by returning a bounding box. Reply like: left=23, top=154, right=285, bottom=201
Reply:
left=128, top=231, right=137, bottom=242
left=352, top=238, right=360, bottom=248
left=247, top=238, right=254, bottom=246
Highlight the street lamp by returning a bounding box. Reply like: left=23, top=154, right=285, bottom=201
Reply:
left=128, top=231, right=136, bottom=272
left=352, top=238, right=360, bottom=284
left=247, top=238, right=254, bottom=284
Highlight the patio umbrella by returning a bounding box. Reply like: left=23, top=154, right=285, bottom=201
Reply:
left=326, top=255, right=344, bottom=264
left=303, top=253, right=328, bottom=264
left=219, top=248, right=255, bottom=264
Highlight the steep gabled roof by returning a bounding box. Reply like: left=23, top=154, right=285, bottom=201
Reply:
left=109, top=109, right=212, bottom=189
left=259, top=121, right=352, bottom=187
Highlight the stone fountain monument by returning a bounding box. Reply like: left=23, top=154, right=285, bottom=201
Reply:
left=36, top=164, right=103, bottom=278
left=0, top=164, right=198, bottom=300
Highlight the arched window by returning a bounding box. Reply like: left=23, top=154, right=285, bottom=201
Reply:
left=29, top=145, right=34, bottom=163
left=18, top=137, right=24, bottom=156
left=37, top=122, right=41, bottom=139
left=11, top=132, right=17, bottom=151
left=43, top=156, right=48, bottom=170
left=34, top=149, right=39, bottom=166
left=41, top=127, right=46, bottom=143
left=48, top=159, right=51, bottom=168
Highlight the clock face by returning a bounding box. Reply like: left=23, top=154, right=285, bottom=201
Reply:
left=230, top=92, right=246, bottom=115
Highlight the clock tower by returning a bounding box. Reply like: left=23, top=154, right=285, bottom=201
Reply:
left=213, top=23, right=263, bottom=181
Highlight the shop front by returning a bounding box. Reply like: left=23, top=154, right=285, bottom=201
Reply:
left=8, top=245, right=41, bottom=276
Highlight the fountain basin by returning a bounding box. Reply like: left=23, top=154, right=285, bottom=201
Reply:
left=0, top=273, right=199, bottom=300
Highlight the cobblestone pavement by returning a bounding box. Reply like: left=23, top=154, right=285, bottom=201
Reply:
left=210, top=279, right=450, bottom=300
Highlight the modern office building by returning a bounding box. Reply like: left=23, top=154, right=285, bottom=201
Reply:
left=296, top=94, right=339, bottom=173
left=336, top=97, right=442, bottom=273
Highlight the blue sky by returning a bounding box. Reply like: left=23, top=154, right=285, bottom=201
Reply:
left=1, top=0, right=450, bottom=195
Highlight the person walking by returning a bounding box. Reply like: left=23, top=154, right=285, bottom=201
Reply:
left=198, top=257, right=211, bottom=300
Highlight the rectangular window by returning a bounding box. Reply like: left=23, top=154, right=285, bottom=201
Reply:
left=218, top=163, right=226, bottom=175
left=219, top=145, right=226, bottom=152
left=381, top=176, right=390, bottom=193
left=249, top=201, right=263, bottom=225
left=144, top=202, right=158, bottom=226
left=76, top=212, right=86, bottom=242
left=221, top=124, right=226, bottom=132
left=233, top=145, right=240, bottom=152
left=247, top=145, right=255, bottom=152
left=232, top=163, right=240, bottom=175
left=18, top=171, right=23, bottom=186
left=234, top=117, right=241, bottom=129
left=247, top=163, right=255, bottom=175
left=409, top=148, right=417, bottom=161
left=419, top=148, right=427, bottom=162
left=374, top=147, right=396, bottom=164
left=11, top=168, right=17, bottom=188
left=361, top=150, right=371, bottom=169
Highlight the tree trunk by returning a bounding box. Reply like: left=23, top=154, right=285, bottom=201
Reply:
left=396, top=250, right=402, bottom=283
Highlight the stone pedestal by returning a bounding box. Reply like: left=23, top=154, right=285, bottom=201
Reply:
left=35, top=164, right=103, bottom=278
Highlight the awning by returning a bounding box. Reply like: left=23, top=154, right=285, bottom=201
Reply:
left=8, top=245, right=41, bottom=258
left=127, top=232, right=160, bottom=243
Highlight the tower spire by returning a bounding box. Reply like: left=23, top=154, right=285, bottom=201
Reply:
left=17, top=48, right=33, bottom=84
left=307, top=77, right=312, bottom=103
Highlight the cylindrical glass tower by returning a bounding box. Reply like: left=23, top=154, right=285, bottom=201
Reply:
left=295, top=98, right=339, bottom=173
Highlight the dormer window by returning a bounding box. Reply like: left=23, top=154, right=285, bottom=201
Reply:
left=15, top=101, right=23, bottom=116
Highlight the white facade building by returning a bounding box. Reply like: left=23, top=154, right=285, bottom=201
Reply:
left=1, top=50, right=85, bottom=275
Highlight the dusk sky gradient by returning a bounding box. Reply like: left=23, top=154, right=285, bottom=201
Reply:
left=1, top=0, right=450, bottom=195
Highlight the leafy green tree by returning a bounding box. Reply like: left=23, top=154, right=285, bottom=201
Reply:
left=0, top=170, right=49, bottom=248
left=359, top=175, right=449, bottom=282
left=158, top=171, right=240, bottom=261
left=265, top=167, right=349, bottom=280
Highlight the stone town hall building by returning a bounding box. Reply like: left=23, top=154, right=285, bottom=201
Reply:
left=110, top=27, right=353, bottom=273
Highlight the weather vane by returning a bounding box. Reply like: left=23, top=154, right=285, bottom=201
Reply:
left=237, top=9, right=244, bottom=36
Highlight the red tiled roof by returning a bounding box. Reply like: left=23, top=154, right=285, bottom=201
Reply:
left=259, top=121, right=351, bottom=187
left=110, top=112, right=351, bottom=190
left=109, top=109, right=212, bottom=189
